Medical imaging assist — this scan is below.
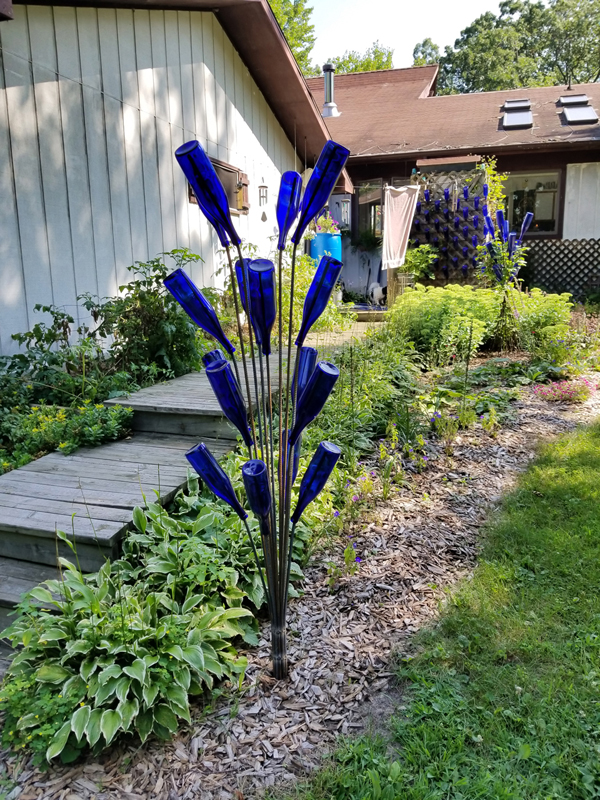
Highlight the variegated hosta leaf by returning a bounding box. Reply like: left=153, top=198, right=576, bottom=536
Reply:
left=71, top=705, right=91, bottom=742
left=100, top=709, right=122, bottom=745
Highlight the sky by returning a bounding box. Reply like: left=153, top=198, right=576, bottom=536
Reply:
left=310, top=0, right=502, bottom=69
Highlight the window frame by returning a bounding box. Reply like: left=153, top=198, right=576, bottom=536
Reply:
left=188, top=157, right=250, bottom=215
left=503, top=170, right=562, bottom=238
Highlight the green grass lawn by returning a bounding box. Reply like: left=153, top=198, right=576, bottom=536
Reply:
left=277, top=421, right=600, bottom=800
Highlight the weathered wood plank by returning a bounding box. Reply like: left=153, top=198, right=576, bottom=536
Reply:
left=19, top=455, right=188, bottom=482
left=0, top=494, right=132, bottom=523
left=0, top=507, right=123, bottom=542
left=0, top=557, right=59, bottom=607
left=0, top=469, right=161, bottom=498
left=0, top=479, right=144, bottom=509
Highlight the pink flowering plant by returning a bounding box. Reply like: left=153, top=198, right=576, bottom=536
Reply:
left=315, top=211, right=340, bottom=235
left=533, top=378, right=596, bottom=403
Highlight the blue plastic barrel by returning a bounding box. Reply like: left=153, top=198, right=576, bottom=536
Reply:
left=310, top=232, right=342, bottom=264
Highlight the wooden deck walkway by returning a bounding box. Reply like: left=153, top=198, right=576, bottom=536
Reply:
left=0, top=324, right=375, bottom=619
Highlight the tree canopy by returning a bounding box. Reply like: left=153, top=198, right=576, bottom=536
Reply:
left=412, top=38, right=440, bottom=67
left=412, top=0, right=600, bottom=94
left=268, top=0, right=316, bottom=75
left=324, top=41, right=394, bottom=75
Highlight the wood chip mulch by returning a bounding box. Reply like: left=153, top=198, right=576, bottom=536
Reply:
left=2, top=379, right=599, bottom=800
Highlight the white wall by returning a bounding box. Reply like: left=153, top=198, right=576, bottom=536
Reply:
left=0, top=5, right=298, bottom=354
left=563, top=163, right=600, bottom=240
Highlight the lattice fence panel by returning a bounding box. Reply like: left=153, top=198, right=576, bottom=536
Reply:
left=410, top=169, right=487, bottom=282
left=527, top=239, right=600, bottom=298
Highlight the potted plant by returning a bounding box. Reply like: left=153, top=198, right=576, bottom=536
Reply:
left=309, top=211, right=342, bottom=263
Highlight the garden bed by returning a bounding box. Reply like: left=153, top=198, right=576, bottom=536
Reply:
left=3, top=373, right=598, bottom=800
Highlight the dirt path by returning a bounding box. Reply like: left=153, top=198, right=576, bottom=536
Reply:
left=3, top=381, right=600, bottom=800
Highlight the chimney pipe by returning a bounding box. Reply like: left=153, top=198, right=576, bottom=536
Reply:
left=322, top=63, right=340, bottom=118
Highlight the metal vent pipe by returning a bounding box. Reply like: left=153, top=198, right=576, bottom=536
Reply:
left=322, top=63, right=341, bottom=118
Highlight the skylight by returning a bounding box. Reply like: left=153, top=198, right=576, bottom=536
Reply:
left=564, top=105, right=599, bottom=124
left=504, top=99, right=531, bottom=110
left=503, top=105, right=533, bottom=129
left=560, top=94, right=589, bottom=106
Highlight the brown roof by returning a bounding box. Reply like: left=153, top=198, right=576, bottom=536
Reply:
left=306, top=67, right=600, bottom=160
left=10, top=0, right=352, bottom=190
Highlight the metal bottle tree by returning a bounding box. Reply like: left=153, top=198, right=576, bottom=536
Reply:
left=164, top=139, right=350, bottom=679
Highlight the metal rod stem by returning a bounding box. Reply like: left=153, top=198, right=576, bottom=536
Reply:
left=242, top=518, right=273, bottom=620
left=235, top=243, right=266, bottom=461
left=265, top=351, right=278, bottom=546
left=279, top=243, right=298, bottom=626
left=225, top=245, right=258, bottom=458
left=277, top=248, right=285, bottom=559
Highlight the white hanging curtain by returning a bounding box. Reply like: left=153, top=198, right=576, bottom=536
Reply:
left=382, top=185, right=420, bottom=271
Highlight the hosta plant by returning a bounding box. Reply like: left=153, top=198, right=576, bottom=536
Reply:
left=0, top=532, right=249, bottom=765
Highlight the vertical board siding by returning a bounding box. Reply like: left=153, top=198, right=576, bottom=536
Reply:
left=0, top=6, right=297, bottom=355
left=564, top=163, right=600, bottom=240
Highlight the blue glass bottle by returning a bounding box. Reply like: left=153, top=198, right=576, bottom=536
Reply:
left=463, top=186, right=469, bottom=200
left=289, top=362, right=339, bottom=446
left=164, top=269, right=235, bottom=355
left=473, top=214, right=479, bottom=229
left=295, top=256, right=343, bottom=346
left=474, top=196, right=480, bottom=210
left=175, top=140, right=241, bottom=246
left=462, top=226, right=469, bottom=238
left=248, top=259, right=277, bottom=356
left=444, top=187, right=450, bottom=202
left=472, top=235, right=478, bottom=248
left=292, top=346, right=318, bottom=403
left=205, top=360, right=253, bottom=449
left=292, top=141, right=350, bottom=244
left=202, top=349, right=227, bottom=368
left=520, top=211, right=534, bottom=240
left=424, top=189, right=430, bottom=203
left=186, top=443, right=247, bottom=519
left=277, top=171, right=303, bottom=250
left=435, top=199, right=440, bottom=211
left=242, top=459, right=272, bottom=521
left=463, top=207, right=469, bottom=220
left=291, top=441, right=341, bottom=524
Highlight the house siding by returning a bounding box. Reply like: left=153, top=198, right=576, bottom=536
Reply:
left=563, top=163, right=600, bottom=240
left=0, top=5, right=297, bottom=354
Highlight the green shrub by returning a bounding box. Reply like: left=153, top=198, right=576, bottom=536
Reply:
left=2, top=249, right=203, bottom=410
left=384, top=285, right=573, bottom=364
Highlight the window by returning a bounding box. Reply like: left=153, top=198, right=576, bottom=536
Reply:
left=188, top=158, right=249, bottom=214
left=503, top=172, right=560, bottom=235
left=356, top=179, right=383, bottom=237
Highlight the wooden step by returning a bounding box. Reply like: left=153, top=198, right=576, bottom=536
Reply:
left=105, top=356, right=282, bottom=437
left=0, top=556, right=59, bottom=632
left=0, top=434, right=232, bottom=571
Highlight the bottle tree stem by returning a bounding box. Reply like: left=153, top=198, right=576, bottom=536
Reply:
left=225, top=246, right=258, bottom=457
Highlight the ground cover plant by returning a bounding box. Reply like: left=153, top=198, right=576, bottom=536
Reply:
left=0, top=450, right=316, bottom=766
left=276, top=421, right=600, bottom=800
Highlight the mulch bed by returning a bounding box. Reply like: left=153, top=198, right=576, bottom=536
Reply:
left=3, top=378, right=600, bottom=800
